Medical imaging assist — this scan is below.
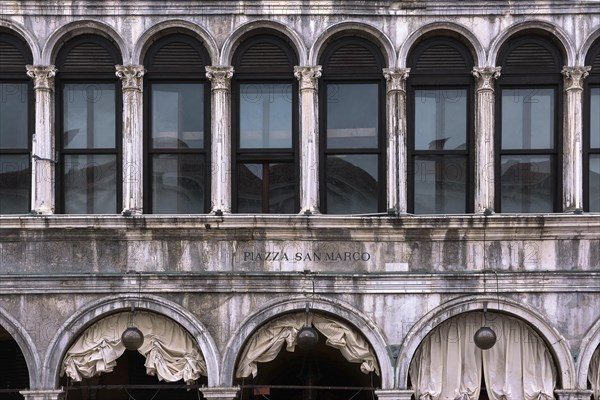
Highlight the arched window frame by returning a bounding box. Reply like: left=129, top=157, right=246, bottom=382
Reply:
left=55, top=34, right=123, bottom=214
left=231, top=34, right=300, bottom=214
left=318, top=36, right=387, bottom=214
left=584, top=40, right=600, bottom=212
left=0, top=32, right=34, bottom=214
left=143, top=33, right=212, bottom=214
left=406, top=36, right=475, bottom=214
left=495, top=35, right=564, bottom=213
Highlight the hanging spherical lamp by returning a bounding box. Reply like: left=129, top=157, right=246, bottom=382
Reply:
left=297, top=326, right=319, bottom=350
left=473, top=326, right=496, bottom=350
left=121, top=326, right=144, bottom=350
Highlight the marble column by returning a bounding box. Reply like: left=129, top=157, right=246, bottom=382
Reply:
left=116, top=65, right=145, bottom=215
left=562, top=66, right=591, bottom=212
left=383, top=68, right=410, bottom=214
left=375, top=389, right=414, bottom=400
left=206, top=66, right=234, bottom=215
left=472, top=66, right=501, bottom=214
left=201, top=386, right=239, bottom=400
left=20, top=389, right=64, bottom=400
left=554, top=389, right=594, bottom=400
left=294, top=65, right=322, bottom=214
left=26, top=65, right=58, bottom=214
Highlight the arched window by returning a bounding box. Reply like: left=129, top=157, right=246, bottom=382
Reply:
left=232, top=34, right=299, bottom=213
left=144, top=34, right=211, bottom=213
left=319, top=37, right=386, bottom=214
left=0, top=32, right=33, bottom=214
left=585, top=40, right=600, bottom=212
left=55, top=34, right=123, bottom=214
left=496, top=35, right=563, bottom=213
left=407, top=37, right=474, bottom=214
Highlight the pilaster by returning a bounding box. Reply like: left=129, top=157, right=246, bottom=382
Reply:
left=472, top=66, right=501, bottom=213
left=26, top=65, right=58, bottom=214
left=20, top=389, right=64, bottom=400
left=116, top=64, right=145, bottom=215
left=562, top=66, right=591, bottom=212
left=383, top=68, right=410, bottom=214
left=294, top=65, right=322, bottom=214
left=200, top=386, right=240, bottom=400
left=206, top=66, right=234, bottom=214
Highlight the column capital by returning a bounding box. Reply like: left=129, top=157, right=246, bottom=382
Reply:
left=472, top=66, right=501, bottom=92
left=554, top=389, right=594, bottom=400
left=374, top=389, right=415, bottom=400
left=562, top=66, right=591, bottom=92
left=383, top=68, right=410, bottom=93
left=116, top=64, right=145, bottom=91
left=206, top=66, right=234, bottom=91
left=20, top=389, right=64, bottom=400
left=200, top=386, right=240, bottom=400
left=294, top=65, right=322, bottom=91
left=26, top=65, right=58, bottom=90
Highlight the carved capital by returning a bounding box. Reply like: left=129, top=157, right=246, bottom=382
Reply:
left=383, top=68, right=410, bottom=93
left=206, top=66, right=234, bottom=91
left=294, top=65, right=322, bottom=91
left=116, top=65, right=145, bottom=91
left=562, top=66, right=591, bottom=92
left=472, top=66, right=501, bottom=92
left=26, top=65, right=57, bottom=90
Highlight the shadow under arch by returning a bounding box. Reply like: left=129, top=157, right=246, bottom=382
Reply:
left=41, top=19, right=128, bottom=65
left=576, top=315, right=600, bottom=389
left=0, top=18, right=41, bottom=63
left=309, top=20, right=395, bottom=68
left=220, top=295, right=393, bottom=389
left=132, top=19, right=219, bottom=66
left=0, top=305, right=41, bottom=389
left=488, top=20, right=576, bottom=66
left=220, top=19, right=307, bottom=66
left=579, top=28, right=600, bottom=66
left=42, top=294, right=220, bottom=389
left=397, top=21, right=485, bottom=68
left=396, top=295, right=576, bottom=390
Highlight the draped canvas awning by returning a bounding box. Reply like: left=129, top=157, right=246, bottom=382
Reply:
left=61, top=311, right=207, bottom=384
left=410, top=312, right=556, bottom=400
left=236, top=312, right=379, bottom=378
left=590, top=345, right=600, bottom=400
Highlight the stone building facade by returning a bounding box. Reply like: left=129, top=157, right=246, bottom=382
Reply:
left=0, top=1, right=599, bottom=399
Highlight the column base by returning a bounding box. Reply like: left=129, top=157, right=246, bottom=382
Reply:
left=374, top=389, right=414, bottom=400
left=200, top=386, right=240, bottom=400
left=554, top=389, right=593, bottom=400
left=20, top=389, right=64, bottom=400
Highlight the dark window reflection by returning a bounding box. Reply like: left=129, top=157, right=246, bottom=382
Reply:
left=0, top=83, right=28, bottom=149
left=590, top=155, right=600, bottom=212
left=326, top=154, right=378, bottom=214
left=500, top=155, right=553, bottom=213
left=0, top=155, right=29, bottom=213
left=502, top=88, right=554, bottom=149
left=239, top=84, right=292, bottom=149
left=237, top=162, right=295, bottom=213
left=589, top=89, right=600, bottom=211
left=327, top=84, right=378, bottom=149
left=152, top=154, right=205, bottom=214
left=63, top=154, right=117, bottom=214
left=415, top=89, right=467, bottom=150
left=413, top=156, right=467, bottom=214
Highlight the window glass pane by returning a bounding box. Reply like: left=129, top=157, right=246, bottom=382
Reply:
left=151, top=83, right=204, bottom=149
left=591, top=88, right=600, bottom=149
left=240, top=84, right=292, bottom=148
left=0, top=154, right=29, bottom=213
left=413, top=156, right=467, bottom=214
left=64, top=154, right=116, bottom=213
left=63, top=84, right=115, bottom=149
left=327, top=84, right=378, bottom=149
left=326, top=154, right=378, bottom=214
left=152, top=154, right=205, bottom=213
left=0, top=83, right=28, bottom=148
left=414, top=89, right=467, bottom=150
left=237, top=163, right=263, bottom=212
left=502, top=88, right=554, bottom=149
left=590, top=155, right=600, bottom=212
left=268, top=163, right=295, bottom=213
left=500, top=155, right=553, bottom=212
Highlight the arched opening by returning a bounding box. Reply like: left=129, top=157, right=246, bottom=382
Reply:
left=0, top=324, right=30, bottom=399
left=59, top=311, right=208, bottom=400
left=234, top=311, right=382, bottom=400
left=589, top=344, right=600, bottom=399
left=408, top=311, right=558, bottom=399
left=584, top=36, right=600, bottom=212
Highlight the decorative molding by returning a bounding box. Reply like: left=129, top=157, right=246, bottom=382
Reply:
left=206, top=66, right=234, bottom=91
left=562, top=66, right=591, bottom=92
left=25, top=65, right=57, bottom=91
left=200, top=387, right=240, bottom=400
left=472, top=66, right=501, bottom=92
left=20, top=390, right=64, bottom=400
left=116, top=64, right=145, bottom=91
left=383, top=68, right=410, bottom=93
left=294, top=65, right=322, bottom=91
left=554, top=389, right=594, bottom=400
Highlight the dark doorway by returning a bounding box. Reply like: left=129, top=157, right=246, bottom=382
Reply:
left=0, top=324, right=30, bottom=399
